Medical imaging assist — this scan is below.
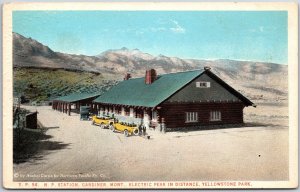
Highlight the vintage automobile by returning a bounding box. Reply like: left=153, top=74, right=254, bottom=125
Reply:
left=80, top=106, right=91, bottom=120
left=111, top=122, right=139, bottom=137
left=91, top=115, right=114, bottom=129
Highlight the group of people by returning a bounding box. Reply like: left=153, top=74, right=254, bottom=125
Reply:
left=138, top=125, right=147, bottom=136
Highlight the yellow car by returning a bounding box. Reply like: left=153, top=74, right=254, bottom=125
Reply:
left=112, top=123, right=139, bottom=137
left=91, top=115, right=113, bottom=129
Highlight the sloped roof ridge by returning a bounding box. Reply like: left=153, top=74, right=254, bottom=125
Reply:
left=93, top=69, right=203, bottom=107
left=54, top=92, right=101, bottom=102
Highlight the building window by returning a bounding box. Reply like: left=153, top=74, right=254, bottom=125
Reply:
left=196, top=81, right=210, bottom=88
left=185, top=112, right=198, bottom=123
left=210, top=111, right=221, bottom=121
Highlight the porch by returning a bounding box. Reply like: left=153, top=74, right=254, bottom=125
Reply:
left=52, top=93, right=100, bottom=115
left=92, top=103, right=166, bottom=132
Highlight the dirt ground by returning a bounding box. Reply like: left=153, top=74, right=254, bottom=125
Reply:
left=13, top=100, right=289, bottom=182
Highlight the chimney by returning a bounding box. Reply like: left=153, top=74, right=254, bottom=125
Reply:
left=204, top=66, right=211, bottom=71
left=124, top=73, right=131, bottom=80
left=145, top=69, right=157, bottom=84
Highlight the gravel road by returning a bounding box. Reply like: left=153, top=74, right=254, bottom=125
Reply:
left=13, top=103, right=289, bottom=182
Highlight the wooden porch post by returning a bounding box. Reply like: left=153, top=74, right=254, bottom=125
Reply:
left=65, top=102, right=68, bottom=114
left=161, top=117, right=166, bottom=133
left=68, top=103, right=71, bottom=116
left=156, top=108, right=161, bottom=132
left=91, top=103, right=94, bottom=114
left=63, top=102, right=66, bottom=113
left=97, top=104, right=100, bottom=115
left=76, top=102, right=79, bottom=109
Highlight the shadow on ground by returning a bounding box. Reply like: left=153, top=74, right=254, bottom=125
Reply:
left=13, top=128, right=70, bottom=164
left=167, top=121, right=285, bottom=133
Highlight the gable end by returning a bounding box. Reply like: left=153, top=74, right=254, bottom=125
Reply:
left=204, top=70, right=253, bottom=106
left=159, top=70, right=253, bottom=107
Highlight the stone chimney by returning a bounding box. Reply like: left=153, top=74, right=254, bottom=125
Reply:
left=124, top=73, right=131, bottom=80
left=204, top=66, right=211, bottom=71
left=145, top=69, right=157, bottom=84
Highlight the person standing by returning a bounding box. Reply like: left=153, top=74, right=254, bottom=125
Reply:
left=142, top=126, right=146, bottom=136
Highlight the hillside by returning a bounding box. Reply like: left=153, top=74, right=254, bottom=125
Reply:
left=13, top=32, right=288, bottom=103
left=13, top=33, right=107, bottom=73
left=13, top=67, right=118, bottom=103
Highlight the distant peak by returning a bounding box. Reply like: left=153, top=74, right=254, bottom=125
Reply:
left=158, top=54, right=166, bottom=57
left=121, top=47, right=129, bottom=50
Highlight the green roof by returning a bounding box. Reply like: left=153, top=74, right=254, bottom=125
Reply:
left=93, top=70, right=204, bottom=107
left=53, top=92, right=101, bottom=103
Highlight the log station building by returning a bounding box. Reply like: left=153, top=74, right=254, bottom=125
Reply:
left=92, top=67, right=254, bottom=132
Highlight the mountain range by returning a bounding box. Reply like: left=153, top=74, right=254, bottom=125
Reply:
left=13, top=32, right=288, bottom=102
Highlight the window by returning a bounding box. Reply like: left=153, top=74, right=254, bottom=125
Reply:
left=210, top=111, right=221, bottom=121
left=186, top=112, right=198, bottom=123
left=196, top=81, right=210, bottom=88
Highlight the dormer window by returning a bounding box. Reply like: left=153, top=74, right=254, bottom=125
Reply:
left=196, top=81, right=210, bottom=88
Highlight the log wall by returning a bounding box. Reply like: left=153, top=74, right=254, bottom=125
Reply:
left=160, top=102, right=245, bottom=128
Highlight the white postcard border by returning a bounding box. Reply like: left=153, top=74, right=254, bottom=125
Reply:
left=2, top=2, right=298, bottom=189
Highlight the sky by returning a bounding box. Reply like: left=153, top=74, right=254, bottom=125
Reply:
left=13, top=11, right=287, bottom=64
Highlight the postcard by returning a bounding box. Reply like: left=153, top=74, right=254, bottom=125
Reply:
left=2, top=2, right=298, bottom=189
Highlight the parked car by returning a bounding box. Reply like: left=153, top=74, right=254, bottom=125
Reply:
left=91, top=115, right=114, bottom=129
left=80, top=106, right=91, bottom=120
left=111, top=122, right=139, bottom=137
